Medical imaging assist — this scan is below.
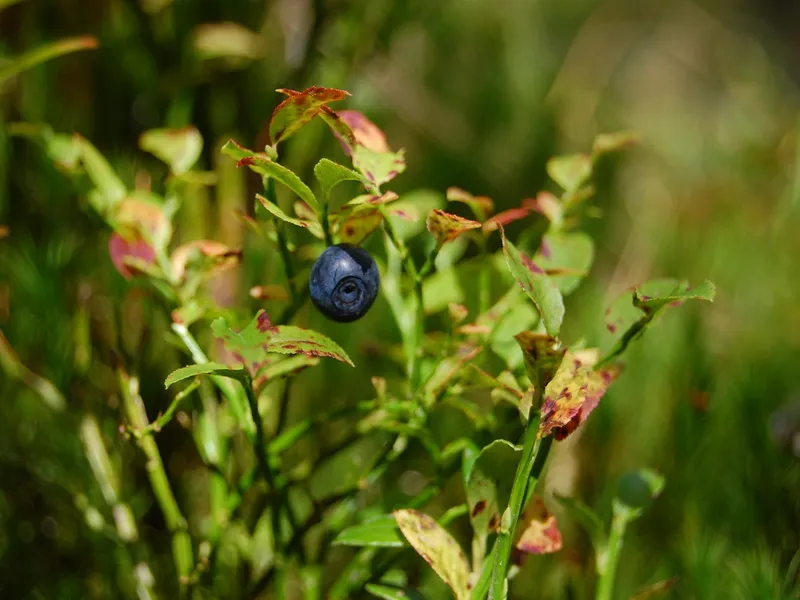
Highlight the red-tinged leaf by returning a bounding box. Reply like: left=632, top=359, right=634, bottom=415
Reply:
left=211, top=311, right=280, bottom=377
left=515, top=496, right=562, bottom=556
left=268, top=325, right=354, bottom=366
left=139, top=126, right=203, bottom=175
left=109, top=233, right=156, bottom=280
left=546, top=153, right=592, bottom=192
left=483, top=206, right=531, bottom=232
left=389, top=205, right=419, bottom=222
left=319, top=105, right=357, bottom=149
left=171, top=240, right=241, bottom=282
left=393, top=509, right=471, bottom=600
left=448, top=303, right=469, bottom=325
left=426, top=209, right=481, bottom=245
left=113, top=196, right=171, bottom=252
left=249, top=284, right=290, bottom=301
left=501, top=230, right=564, bottom=336
left=539, top=350, right=622, bottom=440
left=337, top=209, right=383, bottom=245
left=346, top=191, right=400, bottom=208
left=523, top=191, right=563, bottom=226
left=446, top=187, right=494, bottom=222
left=338, top=109, right=390, bottom=153
left=352, top=145, right=406, bottom=189
left=269, top=86, right=350, bottom=145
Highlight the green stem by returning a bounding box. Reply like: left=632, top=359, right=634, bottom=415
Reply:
left=266, top=178, right=298, bottom=298
left=489, top=412, right=552, bottom=599
left=321, top=197, right=333, bottom=247
left=595, top=510, right=628, bottom=600
left=134, top=379, right=200, bottom=436
left=118, top=369, right=194, bottom=589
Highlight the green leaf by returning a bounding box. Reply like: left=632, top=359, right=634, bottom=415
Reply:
left=352, top=145, right=406, bottom=190
left=426, top=209, right=481, bottom=245
left=366, top=584, right=428, bottom=600
left=546, top=153, right=592, bottom=192
left=192, top=22, right=262, bottom=61
left=535, top=232, right=594, bottom=295
left=222, top=139, right=318, bottom=211
left=465, top=440, right=520, bottom=538
left=269, top=87, right=350, bottom=145
left=0, top=36, right=98, bottom=86
left=592, top=131, right=639, bottom=158
left=164, top=362, right=246, bottom=389
left=314, top=158, right=366, bottom=198
left=501, top=230, right=564, bottom=337
left=139, top=127, right=203, bottom=175
left=553, top=494, right=607, bottom=551
left=394, top=509, right=471, bottom=600
left=75, top=135, right=127, bottom=214
left=309, top=433, right=392, bottom=500
left=603, top=278, right=715, bottom=363
left=539, top=350, right=621, bottom=440
left=255, top=193, right=319, bottom=231
left=267, top=325, right=354, bottom=367
left=334, top=515, right=406, bottom=548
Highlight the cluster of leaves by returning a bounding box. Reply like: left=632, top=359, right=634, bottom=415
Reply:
left=13, top=85, right=714, bottom=600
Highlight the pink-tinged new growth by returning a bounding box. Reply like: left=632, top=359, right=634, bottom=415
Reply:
left=446, top=186, right=494, bottom=222
left=269, top=86, right=350, bottom=145
left=483, top=206, right=531, bottom=232
left=514, top=495, right=563, bottom=557
left=109, top=233, right=156, bottom=280
left=538, top=350, right=622, bottom=440
left=335, top=110, right=390, bottom=155
left=426, top=209, right=481, bottom=244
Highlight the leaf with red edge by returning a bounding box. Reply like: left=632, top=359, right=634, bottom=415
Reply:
left=501, top=230, right=564, bottom=336
left=267, top=325, right=354, bottom=366
left=337, top=209, right=383, bottom=245
left=211, top=311, right=353, bottom=378
left=113, top=196, right=172, bottom=252
left=109, top=233, right=156, bottom=280
left=446, top=186, right=494, bottom=222
left=539, top=350, right=621, bottom=440
left=269, top=86, right=350, bottom=146
left=256, top=193, right=322, bottom=238
left=426, top=209, right=481, bottom=245
left=515, top=495, right=562, bottom=556
left=523, top=191, right=563, bottom=226
left=336, top=109, right=390, bottom=154
left=393, top=509, right=471, bottom=600
left=483, top=206, right=531, bottom=232
left=221, top=139, right=318, bottom=210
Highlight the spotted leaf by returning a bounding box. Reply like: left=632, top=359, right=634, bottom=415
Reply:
left=393, top=509, right=471, bottom=600
left=426, top=209, right=481, bottom=245
left=515, top=495, right=562, bottom=556
left=539, top=350, right=621, bottom=440
left=352, top=145, right=406, bottom=190
left=269, top=86, right=350, bottom=145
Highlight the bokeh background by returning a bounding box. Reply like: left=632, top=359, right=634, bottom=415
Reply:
left=1, top=0, right=799, bottom=598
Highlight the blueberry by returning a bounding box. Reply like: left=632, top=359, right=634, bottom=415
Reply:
left=309, top=243, right=380, bottom=322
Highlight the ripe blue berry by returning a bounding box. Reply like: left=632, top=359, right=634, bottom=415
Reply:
left=309, top=243, right=379, bottom=322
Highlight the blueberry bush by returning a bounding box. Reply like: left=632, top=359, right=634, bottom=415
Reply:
left=5, top=84, right=716, bottom=599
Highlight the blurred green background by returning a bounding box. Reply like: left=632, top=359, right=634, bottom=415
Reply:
left=1, top=0, right=799, bottom=598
